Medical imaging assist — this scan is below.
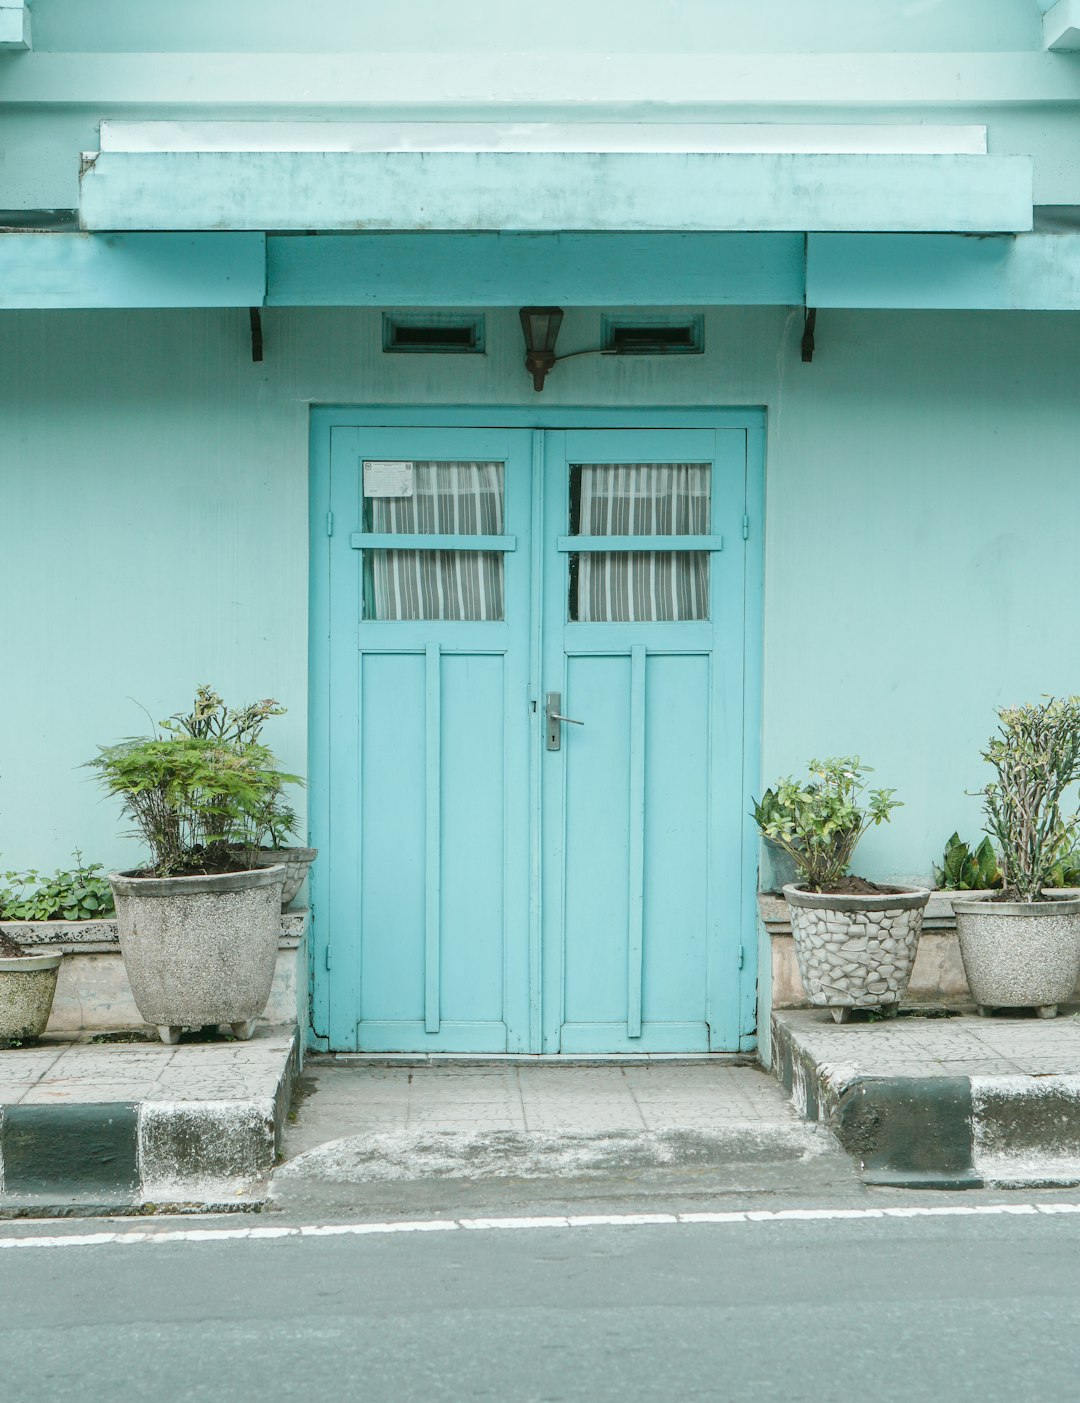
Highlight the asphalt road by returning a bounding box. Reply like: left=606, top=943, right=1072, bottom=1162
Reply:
left=3, top=1204, right=1080, bottom=1402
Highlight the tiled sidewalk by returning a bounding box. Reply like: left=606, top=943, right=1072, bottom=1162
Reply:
left=288, top=1060, right=795, bottom=1155
left=0, top=1030, right=295, bottom=1104
left=775, top=1007, right=1080, bottom=1078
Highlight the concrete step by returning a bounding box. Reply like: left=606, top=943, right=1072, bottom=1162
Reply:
left=0, top=1027, right=299, bottom=1215
left=271, top=1058, right=866, bottom=1217
left=772, top=1007, right=1080, bottom=1188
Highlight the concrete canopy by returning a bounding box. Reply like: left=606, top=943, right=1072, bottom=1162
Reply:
left=77, top=122, right=1034, bottom=236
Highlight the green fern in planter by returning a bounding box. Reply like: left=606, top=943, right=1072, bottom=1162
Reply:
left=86, top=686, right=303, bottom=877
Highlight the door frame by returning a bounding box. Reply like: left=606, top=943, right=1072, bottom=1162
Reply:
left=308, top=406, right=765, bottom=1053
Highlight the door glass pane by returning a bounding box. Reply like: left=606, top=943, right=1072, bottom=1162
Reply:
left=568, top=463, right=710, bottom=622
left=364, top=460, right=504, bottom=621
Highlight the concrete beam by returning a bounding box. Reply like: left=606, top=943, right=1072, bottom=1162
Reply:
left=79, top=150, right=1034, bottom=234
left=9, top=229, right=1080, bottom=311
left=1044, top=0, right=1080, bottom=49
left=0, top=1, right=30, bottom=49
left=5, top=51, right=1080, bottom=108
left=266, top=232, right=805, bottom=307
left=100, top=120, right=990, bottom=157
left=0, top=231, right=266, bottom=308
left=807, top=231, right=1080, bottom=309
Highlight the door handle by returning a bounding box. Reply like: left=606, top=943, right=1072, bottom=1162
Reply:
left=545, top=692, right=584, bottom=750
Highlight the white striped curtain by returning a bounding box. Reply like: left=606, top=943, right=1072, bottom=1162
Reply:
left=371, top=461, right=504, bottom=621
left=576, top=463, right=711, bottom=622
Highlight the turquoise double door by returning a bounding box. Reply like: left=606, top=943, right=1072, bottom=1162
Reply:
left=315, top=417, right=759, bottom=1053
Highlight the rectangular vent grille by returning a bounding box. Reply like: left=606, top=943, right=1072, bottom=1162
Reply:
left=383, top=313, right=485, bottom=354
left=602, top=315, right=704, bottom=356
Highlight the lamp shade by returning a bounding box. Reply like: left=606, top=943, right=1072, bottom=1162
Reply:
left=519, top=306, right=564, bottom=353
left=519, top=305, right=563, bottom=391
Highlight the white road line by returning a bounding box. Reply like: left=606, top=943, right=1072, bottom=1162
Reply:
left=0, top=1201, right=1078, bottom=1250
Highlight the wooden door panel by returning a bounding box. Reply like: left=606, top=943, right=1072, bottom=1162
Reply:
left=326, top=427, right=532, bottom=1052
left=542, top=428, right=748, bottom=1053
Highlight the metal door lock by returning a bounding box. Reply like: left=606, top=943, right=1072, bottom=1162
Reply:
left=545, top=692, right=584, bottom=750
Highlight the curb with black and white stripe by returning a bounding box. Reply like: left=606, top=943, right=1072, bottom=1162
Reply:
left=0, top=1035, right=298, bottom=1206
left=771, top=1014, right=1080, bottom=1188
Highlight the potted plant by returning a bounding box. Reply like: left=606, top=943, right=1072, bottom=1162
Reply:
left=0, top=853, right=109, bottom=1043
left=251, top=802, right=318, bottom=910
left=0, top=929, right=60, bottom=1046
left=88, top=689, right=302, bottom=1044
left=166, top=687, right=317, bottom=909
left=933, top=832, right=1002, bottom=894
left=954, top=697, right=1080, bottom=1018
left=754, top=757, right=931, bottom=1023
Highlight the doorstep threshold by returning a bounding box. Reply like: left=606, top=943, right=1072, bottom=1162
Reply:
left=316, top=1052, right=755, bottom=1067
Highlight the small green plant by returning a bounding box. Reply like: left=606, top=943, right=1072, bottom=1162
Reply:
left=162, top=686, right=300, bottom=850
left=978, top=696, right=1080, bottom=902
left=753, top=757, right=902, bottom=891
left=163, top=685, right=285, bottom=748
left=0, top=852, right=116, bottom=921
left=87, top=687, right=302, bottom=877
left=264, top=800, right=300, bottom=850
left=1046, top=848, right=1080, bottom=888
left=933, top=833, right=1002, bottom=891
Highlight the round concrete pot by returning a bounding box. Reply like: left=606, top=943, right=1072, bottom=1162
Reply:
left=0, top=952, right=62, bottom=1045
left=251, top=846, right=317, bottom=908
left=783, top=884, right=932, bottom=1023
left=109, top=866, right=286, bottom=1044
left=953, top=896, right=1080, bottom=1018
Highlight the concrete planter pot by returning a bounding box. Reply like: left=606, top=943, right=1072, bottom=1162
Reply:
left=783, top=884, right=932, bottom=1023
left=762, top=838, right=802, bottom=894
left=252, top=846, right=317, bottom=908
left=0, top=952, right=63, bottom=1045
left=953, top=896, right=1080, bottom=1018
left=109, top=866, right=286, bottom=1044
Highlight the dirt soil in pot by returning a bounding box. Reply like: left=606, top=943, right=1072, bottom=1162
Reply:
left=125, top=848, right=260, bottom=880
left=795, top=877, right=909, bottom=897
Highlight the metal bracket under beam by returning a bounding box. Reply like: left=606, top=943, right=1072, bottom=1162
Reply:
left=249, top=307, right=263, bottom=362
left=801, top=308, right=817, bottom=363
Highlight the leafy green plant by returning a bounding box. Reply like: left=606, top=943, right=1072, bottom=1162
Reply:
left=933, top=833, right=1002, bottom=891
left=753, top=757, right=902, bottom=891
left=978, top=696, right=1080, bottom=902
left=163, top=686, right=300, bottom=850
left=264, top=800, right=300, bottom=850
left=0, top=852, right=115, bottom=921
left=163, top=685, right=285, bottom=748
left=87, top=688, right=302, bottom=877
left=1045, top=847, right=1080, bottom=888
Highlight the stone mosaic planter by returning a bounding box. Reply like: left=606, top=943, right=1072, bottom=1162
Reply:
left=782, top=884, right=932, bottom=1023
left=252, top=846, right=317, bottom=908
left=953, top=896, right=1080, bottom=1018
left=0, top=952, right=62, bottom=1045
left=110, top=866, right=286, bottom=1044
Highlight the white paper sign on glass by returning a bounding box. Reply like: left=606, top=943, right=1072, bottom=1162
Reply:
left=363, top=460, right=414, bottom=498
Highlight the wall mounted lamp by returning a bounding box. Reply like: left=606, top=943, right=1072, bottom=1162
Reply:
left=519, top=306, right=564, bottom=392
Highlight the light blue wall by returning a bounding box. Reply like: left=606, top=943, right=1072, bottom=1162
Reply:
left=25, top=0, right=1043, bottom=54
left=2, top=303, right=1079, bottom=883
